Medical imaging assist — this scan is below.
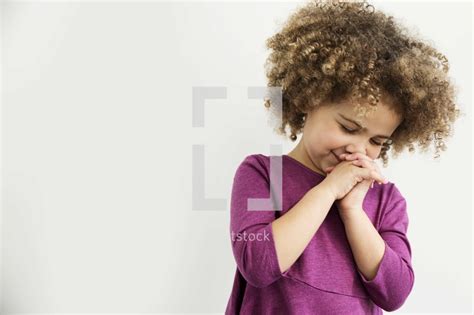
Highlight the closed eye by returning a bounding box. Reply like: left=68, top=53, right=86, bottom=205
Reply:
left=339, top=124, right=383, bottom=146
left=340, top=124, right=357, bottom=133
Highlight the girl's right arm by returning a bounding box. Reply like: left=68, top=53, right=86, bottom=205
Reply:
left=271, top=182, right=335, bottom=273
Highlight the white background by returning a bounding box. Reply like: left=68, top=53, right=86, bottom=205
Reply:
left=1, top=0, right=472, bottom=314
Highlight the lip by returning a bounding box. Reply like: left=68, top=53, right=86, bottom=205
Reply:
left=331, top=151, right=342, bottom=162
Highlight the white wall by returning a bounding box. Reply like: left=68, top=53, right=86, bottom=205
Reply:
left=1, top=0, right=471, bottom=313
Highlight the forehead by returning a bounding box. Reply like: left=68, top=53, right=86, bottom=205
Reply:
left=333, top=96, right=401, bottom=127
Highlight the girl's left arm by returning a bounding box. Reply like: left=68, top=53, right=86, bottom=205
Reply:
left=341, top=184, right=415, bottom=312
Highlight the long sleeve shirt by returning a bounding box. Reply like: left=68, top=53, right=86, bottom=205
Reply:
left=225, top=154, right=415, bottom=314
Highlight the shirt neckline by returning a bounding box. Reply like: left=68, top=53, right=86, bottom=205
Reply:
left=282, top=154, right=327, bottom=178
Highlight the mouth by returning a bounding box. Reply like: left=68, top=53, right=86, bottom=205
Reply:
left=331, top=151, right=342, bottom=162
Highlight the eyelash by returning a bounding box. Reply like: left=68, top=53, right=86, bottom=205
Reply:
left=339, top=124, right=383, bottom=146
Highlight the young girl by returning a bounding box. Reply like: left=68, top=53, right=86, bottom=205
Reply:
left=225, top=0, right=460, bottom=314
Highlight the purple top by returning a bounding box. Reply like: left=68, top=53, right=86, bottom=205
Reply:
left=225, top=154, right=415, bottom=314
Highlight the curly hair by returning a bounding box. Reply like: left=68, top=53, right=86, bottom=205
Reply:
left=263, top=0, right=462, bottom=167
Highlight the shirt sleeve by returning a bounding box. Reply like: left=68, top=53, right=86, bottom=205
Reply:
left=356, top=183, right=415, bottom=311
left=229, top=155, right=287, bottom=288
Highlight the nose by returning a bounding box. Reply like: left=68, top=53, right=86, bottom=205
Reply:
left=344, top=144, right=366, bottom=156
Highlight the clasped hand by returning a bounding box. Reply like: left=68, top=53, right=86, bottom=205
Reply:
left=323, top=152, right=388, bottom=219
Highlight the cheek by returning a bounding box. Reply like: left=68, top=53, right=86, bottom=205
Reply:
left=325, top=133, right=344, bottom=145
left=320, top=125, right=347, bottom=147
left=306, top=125, right=346, bottom=152
left=371, top=148, right=383, bottom=160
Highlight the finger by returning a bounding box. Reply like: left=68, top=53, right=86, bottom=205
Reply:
left=340, top=152, right=374, bottom=162
left=372, top=161, right=382, bottom=175
left=351, top=158, right=376, bottom=171
left=351, top=156, right=382, bottom=175
left=352, top=159, right=383, bottom=183
left=353, top=160, right=387, bottom=184
left=363, top=167, right=388, bottom=184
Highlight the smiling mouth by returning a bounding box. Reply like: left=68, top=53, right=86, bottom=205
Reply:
left=331, top=151, right=342, bottom=162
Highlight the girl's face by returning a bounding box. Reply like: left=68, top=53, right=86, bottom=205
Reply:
left=293, top=96, right=402, bottom=176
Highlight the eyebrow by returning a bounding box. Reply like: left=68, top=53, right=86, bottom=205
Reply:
left=338, top=113, right=391, bottom=139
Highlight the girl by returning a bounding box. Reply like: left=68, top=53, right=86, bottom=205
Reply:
left=225, top=0, right=460, bottom=314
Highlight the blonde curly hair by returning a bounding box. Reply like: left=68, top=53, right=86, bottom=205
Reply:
left=263, top=0, right=462, bottom=167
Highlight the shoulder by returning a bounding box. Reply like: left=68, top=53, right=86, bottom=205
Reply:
left=383, top=181, right=406, bottom=205
left=368, top=180, right=407, bottom=219
left=233, top=153, right=273, bottom=182
left=242, top=153, right=271, bottom=164
left=377, top=181, right=409, bottom=226
left=231, top=154, right=275, bottom=197
left=237, top=153, right=270, bottom=172
left=371, top=178, right=406, bottom=204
